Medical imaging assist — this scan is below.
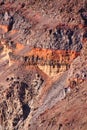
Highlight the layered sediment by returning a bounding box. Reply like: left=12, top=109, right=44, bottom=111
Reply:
left=0, top=0, right=87, bottom=130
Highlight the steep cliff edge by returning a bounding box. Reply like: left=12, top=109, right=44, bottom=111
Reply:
left=0, top=0, right=87, bottom=130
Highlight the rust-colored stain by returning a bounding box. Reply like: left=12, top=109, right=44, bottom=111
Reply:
left=0, top=24, right=8, bottom=32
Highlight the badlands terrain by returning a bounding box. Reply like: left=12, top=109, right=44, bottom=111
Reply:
left=0, top=0, right=87, bottom=130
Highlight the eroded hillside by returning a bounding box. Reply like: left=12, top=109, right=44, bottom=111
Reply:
left=0, top=0, right=87, bottom=130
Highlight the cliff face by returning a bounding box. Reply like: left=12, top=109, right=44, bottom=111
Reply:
left=22, top=47, right=80, bottom=76
left=0, top=0, right=87, bottom=130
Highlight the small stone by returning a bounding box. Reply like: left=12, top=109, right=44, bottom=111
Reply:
left=4, top=12, right=9, bottom=21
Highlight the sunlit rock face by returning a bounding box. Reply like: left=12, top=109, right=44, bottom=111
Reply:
left=6, top=21, right=82, bottom=77
left=22, top=48, right=80, bottom=76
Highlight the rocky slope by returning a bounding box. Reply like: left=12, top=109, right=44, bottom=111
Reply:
left=0, top=0, right=87, bottom=130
